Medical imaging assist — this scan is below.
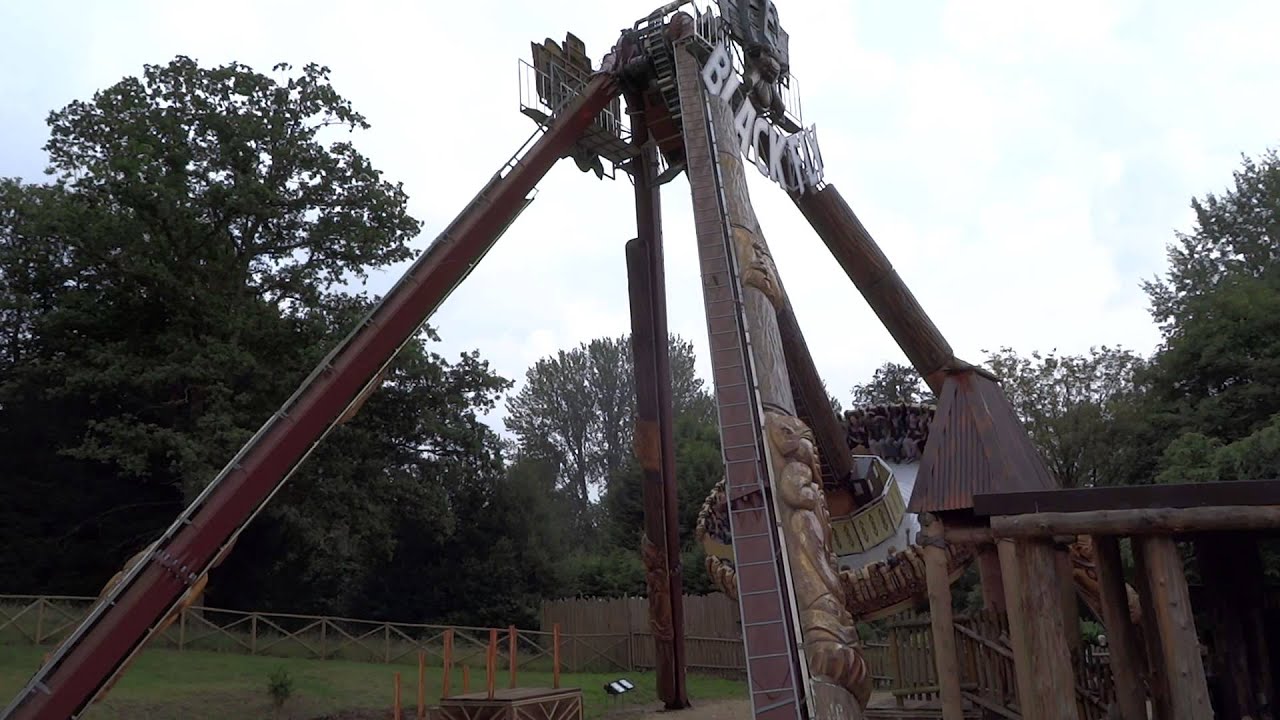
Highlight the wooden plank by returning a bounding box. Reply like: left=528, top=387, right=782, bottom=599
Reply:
left=989, top=505, right=1280, bottom=537
left=1090, top=536, right=1146, bottom=720
left=435, top=687, right=584, bottom=720
left=1135, top=536, right=1212, bottom=719
left=973, top=479, right=1280, bottom=516
left=442, top=687, right=582, bottom=703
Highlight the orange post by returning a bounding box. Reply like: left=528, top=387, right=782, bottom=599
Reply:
left=442, top=629, right=453, bottom=699
left=417, top=651, right=426, bottom=719
left=462, top=664, right=470, bottom=694
left=553, top=623, right=561, bottom=689
left=487, top=629, right=497, bottom=700
left=508, top=625, right=517, bottom=689
left=393, top=671, right=402, bottom=720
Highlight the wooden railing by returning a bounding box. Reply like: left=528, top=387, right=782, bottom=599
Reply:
left=1, top=594, right=900, bottom=683
left=0, top=594, right=635, bottom=674
left=882, top=610, right=1116, bottom=719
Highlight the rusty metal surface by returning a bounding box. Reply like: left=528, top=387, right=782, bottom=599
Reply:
left=909, top=371, right=1058, bottom=515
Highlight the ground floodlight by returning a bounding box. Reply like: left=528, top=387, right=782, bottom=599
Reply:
left=604, top=679, right=634, bottom=695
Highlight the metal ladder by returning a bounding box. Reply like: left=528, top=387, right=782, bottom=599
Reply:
left=674, top=41, right=809, bottom=720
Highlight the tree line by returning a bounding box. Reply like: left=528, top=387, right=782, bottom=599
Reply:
left=1, top=56, right=1276, bottom=630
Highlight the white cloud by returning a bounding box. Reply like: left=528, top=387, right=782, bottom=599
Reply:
left=2, top=0, right=1278, bottom=436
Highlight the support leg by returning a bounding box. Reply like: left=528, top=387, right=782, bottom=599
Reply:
left=922, top=517, right=964, bottom=720
left=1136, top=535, right=1212, bottom=719
left=624, top=94, right=688, bottom=709
left=977, top=544, right=1005, bottom=612
left=1092, top=535, right=1147, bottom=720
left=1055, top=544, right=1081, bottom=656
left=1000, top=539, right=1077, bottom=720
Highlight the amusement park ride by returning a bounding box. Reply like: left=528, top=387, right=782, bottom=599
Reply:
left=2, top=2, right=1144, bottom=719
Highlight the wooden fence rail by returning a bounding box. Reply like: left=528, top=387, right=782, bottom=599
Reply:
left=0, top=594, right=623, bottom=673
left=1, top=594, right=899, bottom=682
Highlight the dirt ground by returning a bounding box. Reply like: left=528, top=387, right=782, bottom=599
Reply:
left=619, top=692, right=898, bottom=719
left=621, top=699, right=749, bottom=719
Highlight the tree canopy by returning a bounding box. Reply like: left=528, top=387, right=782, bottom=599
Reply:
left=0, top=56, right=516, bottom=623
left=849, top=361, right=934, bottom=407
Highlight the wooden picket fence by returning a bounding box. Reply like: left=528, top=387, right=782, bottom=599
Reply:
left=539, top=595, right=895, bottom=686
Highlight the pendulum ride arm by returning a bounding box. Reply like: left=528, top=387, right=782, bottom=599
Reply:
left=775, top=294, right=855, bottom=493
left=789, top=185, right=1150, bottom=628
left=1, top=69, right=626, bottom=720
left=790, top=186, right=990, bottom=394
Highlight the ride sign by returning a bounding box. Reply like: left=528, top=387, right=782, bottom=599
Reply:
left=699, top=42, right=824, bottom=194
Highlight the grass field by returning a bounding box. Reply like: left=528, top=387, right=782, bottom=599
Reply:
left=0, top=645, right=744, bottom=719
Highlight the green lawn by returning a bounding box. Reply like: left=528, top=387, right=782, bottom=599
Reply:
left=0, top=645, right=743, bottom=719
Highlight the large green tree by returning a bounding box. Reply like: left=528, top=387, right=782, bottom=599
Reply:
left=983, top=346, right=1147, bottom=488
left=0, top=57, right=513, bottom=620
left=849, top=361, right=933, bottom=408
left=503, top=333, right=710, bottom=536
left=1134, top=148, right=1280, bottom=486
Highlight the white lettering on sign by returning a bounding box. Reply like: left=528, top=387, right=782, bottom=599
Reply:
left=700, top=42, right=824, bottom=194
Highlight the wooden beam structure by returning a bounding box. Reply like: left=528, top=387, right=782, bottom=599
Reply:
left=988, top=505, right=1280, bottom=538
left=973, top=479, right=1280, bottom=516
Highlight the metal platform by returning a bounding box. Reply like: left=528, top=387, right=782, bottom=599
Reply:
left=434, top=687, right=583, bottom=720
left=518, top=36, right=635, bottom=179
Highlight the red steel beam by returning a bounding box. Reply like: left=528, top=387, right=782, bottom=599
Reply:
left=4, top=72, right=623, bottom=720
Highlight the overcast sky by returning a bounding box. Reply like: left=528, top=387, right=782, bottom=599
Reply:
left=3, top=0, right=1278, bottom=434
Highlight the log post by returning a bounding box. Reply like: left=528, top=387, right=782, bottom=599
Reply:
left=976, top=543, right=1005, bottom=612
left=1091, top=535, right=1147, bottom=720
left=1131, top=541, right=1171, bottom=720
left=508, top=625, right=517, bottom=689
left=997, top=539, right=1033, bottom=712
left=623, top=89, right=688, bottom=710
left=999, top=538, right=1077, bottom=719
left=442, top=629, right=453, bottom=699
left=921, top=515, right=964, bottom=720
left=417, top=651, right=426, bottom=720
left=1055, top=544, right=1081, bottom=655
left=1136, top=535, right=1212, bottom=719
left=394, top=671, right=402, bottom=720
